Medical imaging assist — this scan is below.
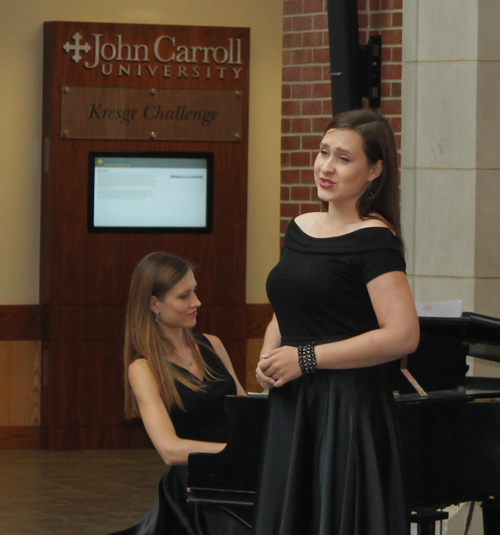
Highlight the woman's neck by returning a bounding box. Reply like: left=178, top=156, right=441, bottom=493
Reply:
left=159, top=325, right=186, bottom=351
left=160, top=327, right=199, bottom=371
left=322, top=204, right=364, bottom=234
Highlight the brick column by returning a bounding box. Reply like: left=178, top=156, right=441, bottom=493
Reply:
left=280, top=0, right=403, bottom=243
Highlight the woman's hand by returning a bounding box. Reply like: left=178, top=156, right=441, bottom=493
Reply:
left=257, top=346, right=302, bottom=388
left=255, top=359, right=274, bottom=390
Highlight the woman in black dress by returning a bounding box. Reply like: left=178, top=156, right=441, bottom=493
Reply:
left=255, top=110, right=420, bottom=535
left=108, top=252, right=248, bottom=535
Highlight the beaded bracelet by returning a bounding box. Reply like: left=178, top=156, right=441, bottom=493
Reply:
left=298, top=343, right=317, bottom=375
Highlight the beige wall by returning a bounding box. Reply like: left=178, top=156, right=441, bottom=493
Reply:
left=402, top=0, right=500, bottom=317
left=0, top=0, right=282, bottom=305
left=402, top=0, right=500, bottom=381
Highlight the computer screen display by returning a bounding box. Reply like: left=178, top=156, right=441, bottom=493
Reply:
left=88, top=151, right=214, bottom=233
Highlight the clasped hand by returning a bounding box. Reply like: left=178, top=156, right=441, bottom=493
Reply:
left=255, top=346, right=302, bottom=389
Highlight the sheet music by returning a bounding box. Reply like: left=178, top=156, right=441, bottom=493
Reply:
left=415, top=300, right=462, bottom=318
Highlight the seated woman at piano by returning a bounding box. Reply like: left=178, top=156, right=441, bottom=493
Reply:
left=106, top=251, right=248, bottom=535
left=255, top=110, right=420, bottom=535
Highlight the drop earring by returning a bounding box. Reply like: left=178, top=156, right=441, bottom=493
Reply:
left=367, top=182, right=374, bottom=197
left=155, top=311, right=159, bottom=324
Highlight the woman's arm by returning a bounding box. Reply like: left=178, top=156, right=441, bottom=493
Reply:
left=260, top=313, right=281, bottom=355
left=204, top=334, right=248, bottom=396
left=258, top=271, right=419, bottom=388
left=128, top=359, right=226, bottom=466
left=255, top=313, right=281, bottom=389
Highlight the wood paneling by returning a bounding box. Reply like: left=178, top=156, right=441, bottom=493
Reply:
left=42, top=305, right=126, bottom=341
left=41, top=21, right=250, bottom=307
left=0, top=341, right=41, bottom=426
left=40, top=22, right=250, bottom=449
left=0, top=302, right=272, bottom=448
left=40, top=423, right=152, bottom=451
left=246, top=304, right=273, bottom=338
left=244, top=305, right=273, bottom=392
left=0, top=427, right=40, bottom=449
left=0, top=305, right=41, bottom=340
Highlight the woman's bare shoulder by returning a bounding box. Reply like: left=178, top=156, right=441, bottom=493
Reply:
left=203, top=334, right=231, bottom=367
left=203, top=334, right=226, bottom=358
left=128, top=358, right=161, bottom=399
left=294, top=212, right=325, bottom=231
left=128, top=357, right=154, bottom=381
left=359, top=218, right=389, bottom=229
left=295, top=212, right=323, bottom=223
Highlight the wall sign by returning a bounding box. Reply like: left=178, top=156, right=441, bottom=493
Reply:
left=45, top=21, right=250, bottom=142
left=61, top=86, right=242, bottom=141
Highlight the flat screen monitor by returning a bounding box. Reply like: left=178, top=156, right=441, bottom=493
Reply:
left=88, top=151, right=214, bottom=233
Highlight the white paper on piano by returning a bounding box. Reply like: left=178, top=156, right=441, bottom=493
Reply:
left=415, top=300, right=462, bottom=318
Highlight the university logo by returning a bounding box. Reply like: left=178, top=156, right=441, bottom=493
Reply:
left=62, top=32, right=91, bottom=63
left=61, top=31, right=244, bottom=80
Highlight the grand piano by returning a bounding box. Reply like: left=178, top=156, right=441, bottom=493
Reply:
left=187, top=312, right=500, bottom=534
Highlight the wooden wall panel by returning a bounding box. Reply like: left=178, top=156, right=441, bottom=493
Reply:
left=40, top=21, right=250, bottom=449
left=0, top=305, right=41, bottom=340
left=42, top=305, right=126, bottom=341
left=41, top=340, right=124, bottom=428
left=41, top=21, right=250, bottom=306
left=245, top=304, right=273, bottom=392
left=0, top=427, right=40, bottom=449
left=246, top=304, right=273, bottom=337
left=0, top=341, right=41, bottom=426
left=40, top=423, right=152, bottom=451
left=0, top=302, right=273, bottom=448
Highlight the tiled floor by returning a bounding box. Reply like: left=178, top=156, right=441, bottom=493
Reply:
left=0, top=449, right=165, bottom=535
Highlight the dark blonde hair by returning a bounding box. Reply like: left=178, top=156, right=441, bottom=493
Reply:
left=323, top=110, right=402, bottom=245
left=124, top=252, right=215, bottom=418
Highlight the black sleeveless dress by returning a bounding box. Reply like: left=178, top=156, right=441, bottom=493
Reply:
left=253, top=220, right=410, bottom=535
left=107, top=335, right=250, bottom=535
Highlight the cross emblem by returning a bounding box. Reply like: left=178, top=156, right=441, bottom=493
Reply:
left=62, top=32, right=91, bottom=63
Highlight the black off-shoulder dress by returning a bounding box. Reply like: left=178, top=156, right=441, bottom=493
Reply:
left=253, top=219, right=410, bottom=535
left=106, top=335, right=249, bottom=535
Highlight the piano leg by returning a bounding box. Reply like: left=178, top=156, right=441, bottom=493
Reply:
left=410, top=509, right=449, bottom=535
left=481, top=499, right=500, bottom=535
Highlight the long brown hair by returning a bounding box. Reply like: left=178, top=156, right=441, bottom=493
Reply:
left=323, top=110, right=402, bottom=245
left=124, top=252, right=215, bottom=418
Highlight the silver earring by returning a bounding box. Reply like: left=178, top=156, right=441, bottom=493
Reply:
left=367, top=182, right=374, bottom=197
left=155, top=312, right=159, bottom=324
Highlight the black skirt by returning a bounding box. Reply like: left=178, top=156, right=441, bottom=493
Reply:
left=253, top=366, right=409, bottom=535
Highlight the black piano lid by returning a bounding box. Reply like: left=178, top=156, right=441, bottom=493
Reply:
left=418, top=311, right=500, bottom=362
left=419, top=312, right=500, bottom=345
left=386, top=312, right=500, bottom=398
